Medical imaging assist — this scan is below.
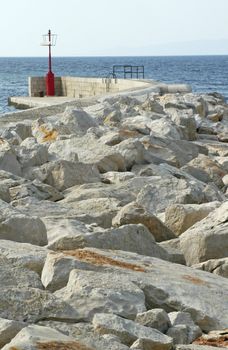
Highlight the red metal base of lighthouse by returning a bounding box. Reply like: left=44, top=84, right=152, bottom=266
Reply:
left=46, top=71, right=55, bottom=96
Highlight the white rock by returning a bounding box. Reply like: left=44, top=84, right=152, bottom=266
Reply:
left=55, top=269, right=146, bottom=320
left=41, top=216, right=94, bottom=250
left=60, top=196, right=122, bottom=228
left=0, top=138, right=21, bottom=176
left=168, top=311, right=202, bottom=343
left=0, top=287, right=79, bottom=323
left=1, top=324, right=88, bottom=350
left=112, top=202, right=175, bottom=242
left=61, top=106, right=98, bottom=135
left=222, top=174, right=228, bottom=186
left=38, top=321, right=130, bottom=350
left=136, top=176, right=207, bottom=215
left=63, top=247, right=228, bottom=332
left=181, top=154, right=226, bottom=188
left=16, top=137, right=49, bottom=169
left=180, top=202, right=228, bottom=265
left=148, top=117, right=184, bottom=140
left=101, top=171, right=135, bottom=184
left=0, top=317, right=25, bottom=348
left=168, top=108, right=197, bottom=141
left=165, top=202, right=220, bottom=235
left=93, top=313, right=173, bottom=348
left=0, top=262, right=43, bottom=289
left=142, top=135, right=207, bottom=168
left=9, top=179, right=63, bottom=202
left=135, top=309, right=170, bottom=333
left=27, top=159, right=101, bottom=191
left=48, top=138, right=79, bottom=162
left=166, top=324, right=189, bottom=345
left=0, top=199, right=47, bottom=246
left=158, top=238, right=186, bottom=265
left=114, top=139, right=146, bottom=170
left=192, top=257, right=228, bottom=278
left=0, top=239, right=48, bottom=275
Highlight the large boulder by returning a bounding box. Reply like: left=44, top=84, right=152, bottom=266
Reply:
left=113, top=139, right=146, bottom=170
left=0, top=138, right=21, bottom=176
left=179, top=202, right=228, bottom=265
left=136, top=175, right=222, bottom=215
left=59, top=196, right=122, bottom=228
left=48, top=135, right=126, bottom=173
left=48, top=138, right=79, bottom=162
left=55, top=269, right=146, bottom=321
left=0, top=170, right=63, bottom=203
left=0, top=239, right=48, bottom=275
left=10, top=122, right=32, bottom=141
left=167, top=311, right=202, bottom=344
left=168, top=108, right=197, bottom=141
left=42, top=220, right=170, bottom=259
left=112, top=202, right=175, bottom=242
left=0, top=287, right=79, bottom=323
left=135, top=309, right=170, bottom=333
left=0, top=262, right=43, bottom=289
left=16, top=137, right=49, bottom=169
left=2, top=323, right=129, bottom=350
left=0, top=199, right=47, bottom=246
left=0, top=317, right=25, bottom=348
left=61, top=106, right=98, bottom=135
left=159, top=238, right=186, bottom=265
left=141, top=135, right=208, bottom=168
left=1, top=324, right=91, bottom=350
left=194, top=139, right=228, bottom=157
left=51, top=247, right=228, bottom=332
left=93, top=313, right=173, bottom=348
left=165, top=202, right=220, bottom=235
left=8, top=179, right=63, bottom=202
left=26, top=159, right=101, bottom=191
left=181, top=154, right=226, bottom=188
left=0, top=170, right=24, bottom=202
left=193, top=257, right=228, bottom=278
left=146, top=117, right=184, bottom=140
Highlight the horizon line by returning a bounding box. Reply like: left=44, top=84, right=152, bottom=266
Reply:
left=0, top=53, right=228, bottom=58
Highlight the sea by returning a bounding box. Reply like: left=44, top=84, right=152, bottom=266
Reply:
left=1, top=55, right=228, bottom=115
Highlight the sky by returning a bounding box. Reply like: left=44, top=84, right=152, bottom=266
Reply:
left=1, top=0, right=228, bottom=56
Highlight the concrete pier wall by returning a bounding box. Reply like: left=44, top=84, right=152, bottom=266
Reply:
left=29, top=77, right=151, bottom=98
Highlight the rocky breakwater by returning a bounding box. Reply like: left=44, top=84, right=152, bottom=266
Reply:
left=0, top=89, right=227, bottom=350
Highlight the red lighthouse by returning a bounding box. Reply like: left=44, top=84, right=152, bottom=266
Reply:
left=41, top=29, right=57, bottom=96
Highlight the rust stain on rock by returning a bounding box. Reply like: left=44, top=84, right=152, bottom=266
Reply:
left=194, top=335, right=228, bottom=348
left=62, top=249, right=145, bottom=272
left=37, top=340, right=95, bottom=350
left=0, top=137, right=6, bottom=144
left=39, top=125, right=58, bottom=143
left=119, top=129, right=141, bottom=138
left=182, top=274, right=208, bottom=286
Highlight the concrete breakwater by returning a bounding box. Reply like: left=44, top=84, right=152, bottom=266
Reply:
left=0, top=80, right=228, bottom=348
left=28, top=76, right=192, bottom=98
left=8, top=76, right=192, bottom=111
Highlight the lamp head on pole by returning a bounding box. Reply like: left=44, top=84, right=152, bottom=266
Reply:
left=41, top=30, right=57, bottom=47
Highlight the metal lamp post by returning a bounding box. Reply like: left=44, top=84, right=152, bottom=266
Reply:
left=41, top=29, right=57, bottom=96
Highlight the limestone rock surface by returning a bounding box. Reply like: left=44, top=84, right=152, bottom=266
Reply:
left=179, top=202, right=228, bottom=265
left=0, top=89, right=228, bottom=348
left=0, top=199, right=47, bottom=245
left=93, top=313, right=173, bottom=348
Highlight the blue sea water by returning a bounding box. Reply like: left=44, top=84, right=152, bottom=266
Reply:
left=0, top=55, right=228, bottom=115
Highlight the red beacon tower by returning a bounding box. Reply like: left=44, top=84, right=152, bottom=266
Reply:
left=41, top=29, right=57, bottom=96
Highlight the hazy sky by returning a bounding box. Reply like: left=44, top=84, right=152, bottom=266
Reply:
left=1, top=0, right=228, bottom=56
